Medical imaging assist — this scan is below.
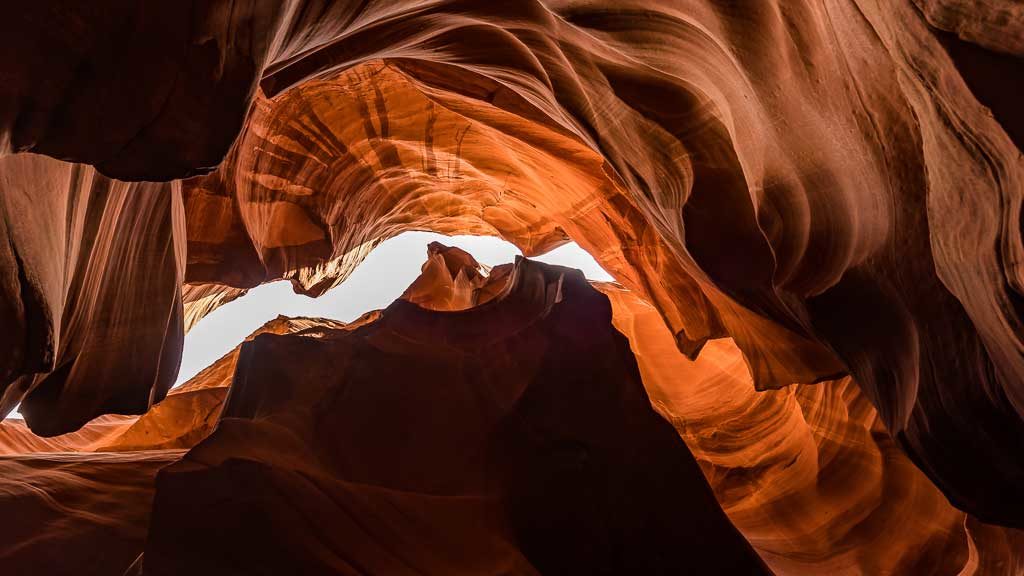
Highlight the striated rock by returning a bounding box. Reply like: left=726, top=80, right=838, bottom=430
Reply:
left=0, top=450, right=184, bottom=575
left=0, top=0, right=1022, bottom=567
left=97, top=315, right=357, bottom=452
left=599, top=283, right=986, bottom=574
left=0, top=315, right=371, bottom=575
left=53, top=0, right=1024, bottom=525
left=0, top=154, right=185, bottom=436
left=171, top=22, right=1024, bottom=522
left=409, top=245, right=1024, bottom=574
left=962, top=515, right=1024, bottom=575
left=913, top=0, right=1024, bottom=56
left=0, top=314, right=354, bottom=454
left=1, top=242, right=1022, bottom=574
left=0, top=415, right=138, bottom=455
left=143, top=257, right=770, bottom=575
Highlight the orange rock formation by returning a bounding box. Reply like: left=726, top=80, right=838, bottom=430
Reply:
left=3, top=244, right=1024, bottom=573
left=0, top=0, right=1022, bottom=573
left=145, top=257, right=770, bottom=574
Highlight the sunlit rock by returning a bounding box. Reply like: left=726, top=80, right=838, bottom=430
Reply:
left=0, top=0, right=1023, bottom=571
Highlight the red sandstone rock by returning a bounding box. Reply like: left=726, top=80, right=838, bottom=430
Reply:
left=0, top=0, right=1021, bottom=569
left=0, top=155, right=185, bottom=436
left=0, top=450, right=183, bottom=575
left=1, top=243, right=1022, bottom=573
left=0, top=316, right=373, bottom=574
left=143, top=257, right=770, bottom=575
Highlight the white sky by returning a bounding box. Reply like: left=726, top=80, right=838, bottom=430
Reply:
left=174, top=231, right=611, bottom=386
left=9, top=232, right=610, bottom=419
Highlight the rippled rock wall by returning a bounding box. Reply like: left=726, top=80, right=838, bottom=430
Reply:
left=0, top=0, right=1022, bottom=572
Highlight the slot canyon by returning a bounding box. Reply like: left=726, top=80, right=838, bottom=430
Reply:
left=0, top=1, right=1022, bottom=574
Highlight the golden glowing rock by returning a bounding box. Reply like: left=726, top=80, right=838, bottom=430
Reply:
left=0, top=0, right=1022, bottom=572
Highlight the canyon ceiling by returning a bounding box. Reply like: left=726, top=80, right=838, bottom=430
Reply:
left=0, top=0, right=1022, bottom=574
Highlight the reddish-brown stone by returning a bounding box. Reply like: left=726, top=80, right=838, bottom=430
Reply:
left=143, top=258, right=770, bottom=575
left=0, top=0, right=1023, bottom=572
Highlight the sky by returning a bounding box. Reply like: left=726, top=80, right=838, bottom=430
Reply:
left=8, top=232, right=610, bottom=419
left=174, top=231, right=612, bottom=386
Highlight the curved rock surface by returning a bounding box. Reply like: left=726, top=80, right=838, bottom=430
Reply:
left=0, top=450, right=184, bottom=575
left=0, top=0, right=1022, bottom=569
left=99, top=315, right=363, bottom=452
left=411, top=244, right=1024, bottom=574
left=144, top=257, right=769, bottom=575
left=1, top=243, right=1023, bottom=574
left=599, top=282, right=1023, bottom=574
left=0, top=315, right=372, bottom=574
left=0, top=153, right=185, bottom=436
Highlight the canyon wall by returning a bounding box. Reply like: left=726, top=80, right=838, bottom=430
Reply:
left=0, top=0, right=1022, bottom=572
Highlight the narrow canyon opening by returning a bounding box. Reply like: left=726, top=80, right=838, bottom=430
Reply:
left=175, top=232, right=612, bottom=387
left=0, top=2, right=1022, bottom=574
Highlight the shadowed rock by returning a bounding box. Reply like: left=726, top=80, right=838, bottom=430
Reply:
left=0, top=0, right=1022, bottom=568
left=143, top=258, right=771, bottom=575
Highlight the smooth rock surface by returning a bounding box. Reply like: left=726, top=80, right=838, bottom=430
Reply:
left=144, top=258, right=770, bottom=575
left=0, top=0, right=1022, bottom=570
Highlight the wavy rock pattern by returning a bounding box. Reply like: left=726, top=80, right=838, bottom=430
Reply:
left=173, top=7, right=1024, bottom=523
left=0, top=315, right=357, bottom=454
left=144, top=257, right=769, bottom=575
left=0, top=0, right=1022, bottom=571
left=1, top=243, right=1023, bottom=573
left=0, top=450, right=184, bottom=575
left=0, top=316, right=371, bottom=574
left=0, top=154, right=185, bottom=436
left=599, top=283, right=987, bottom=574
left=423, top=246, right=1024, bottom=574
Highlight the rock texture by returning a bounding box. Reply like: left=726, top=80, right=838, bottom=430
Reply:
left=144, top=257, right=769, bottom=575
left=599, top=283, right=1019, bottom=574
left=0, top=0, right=1023, bottom=571
left=0, top=314, right=361, bottom=455
left=405, top=244, right=1024, bottom=574
left=0, top=154, right=185, bottom=436
left=0, top=315, right=369, bottom=574
left=1, top=244, right=1023, bottom=574
left=0, top=450, right=183, bottom=575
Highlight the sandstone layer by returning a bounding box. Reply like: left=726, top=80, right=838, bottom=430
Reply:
left=0, top=0, right=1022, bottom=572
left=1, top=245, right=1023, bottom=573
left=144, top=257, right=770, bottom=575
